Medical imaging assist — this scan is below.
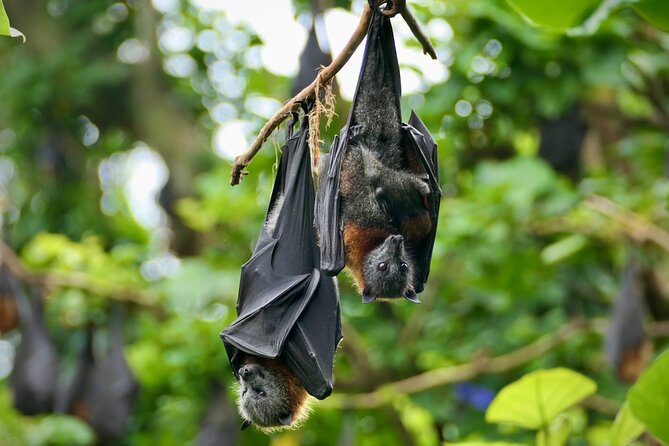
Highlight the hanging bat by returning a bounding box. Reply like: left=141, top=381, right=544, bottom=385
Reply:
left=195, top=385, right=240, bottom=446
left=60, top=308, right=139, bottom=441
left=221, top=110, right=343, bottom=432
left=316, top=1, right=441, bottom=304
left=606, top=258, right=653, bottom=383
left=0, top=266, right=19, bottom=334
left=11, top=284, right=59, bottom=415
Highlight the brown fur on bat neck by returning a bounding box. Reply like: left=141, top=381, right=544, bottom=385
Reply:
left=237, top=355, right=310, bottom=433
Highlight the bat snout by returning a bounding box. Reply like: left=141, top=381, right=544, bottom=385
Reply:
left=239, top=363, right=262, bottom=380
left=389, top=235, right=403, bottom=244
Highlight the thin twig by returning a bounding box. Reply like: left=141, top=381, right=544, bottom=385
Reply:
left=229, top=0, right=437, bottom=185
left=583, top=394, right=621, bottom=417
left=585, top=194, right=669, bottom=253
left=0, top=239, right=161, bottom=314
left=323, top=320, right=588, bottom=409
left=400, top=6, right=437, bottom=59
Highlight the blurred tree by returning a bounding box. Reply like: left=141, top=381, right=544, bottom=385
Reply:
left=0, top=0, right=668, bottom=445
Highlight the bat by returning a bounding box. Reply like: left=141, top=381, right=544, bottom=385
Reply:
left=220, top=109, right=343, bottom=430
left=11, top=283, right=59, bottom=415
left=315, top=0, right=441, bottom=303
left=59, top=308, right=139, bottom=441
left=0, top=266, right=19, bottom=334
left=606, top=258, right=653, bottom=382
left=195, top=385, right=239, bottom=446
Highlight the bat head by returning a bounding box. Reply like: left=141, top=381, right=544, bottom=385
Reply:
left=361, top=235, right=419, bottom=303
left=236, top=357, right=309, bottom=432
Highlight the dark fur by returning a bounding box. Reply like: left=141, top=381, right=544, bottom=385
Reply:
left=338, top=68, right=430, bottom=301
left=236, top=356, right=309, bottom=432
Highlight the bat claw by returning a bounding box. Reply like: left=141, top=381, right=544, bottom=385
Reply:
left=362, top=288, right=377, bottom=304
left=403, top=289, right=420, bottom=304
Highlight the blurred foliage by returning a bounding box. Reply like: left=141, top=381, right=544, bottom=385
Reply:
left=0, top=0, right=668, bottom=445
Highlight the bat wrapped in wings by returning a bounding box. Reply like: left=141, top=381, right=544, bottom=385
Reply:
left=221, top=108, right=343, bottom=430
left=316, top=0, right=441, bottom=304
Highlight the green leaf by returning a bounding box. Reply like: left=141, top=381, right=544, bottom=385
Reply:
left=633, top=0, right=669, bottom=31
left=485, top=368, right=597, bottom=429
left=0, top=0, right=10, bottom=36
left=628, top=349, right=669, bottom=443
left=610, top=402, right=645, bottom=446
left=0, top=0, right=24, bottom=41
left=541, top=234, right=588, bottom=265
left=504, top=0, right=600, bottom=31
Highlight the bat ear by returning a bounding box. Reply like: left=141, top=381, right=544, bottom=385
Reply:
left=362, top=288, right=377, bottom=304
left=279, top=413, right=293, bottom=426
left=240, top=419, right=252, bottom=431
left=403, top=289, right=421, bottom=304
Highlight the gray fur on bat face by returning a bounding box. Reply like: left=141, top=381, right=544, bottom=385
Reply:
left=362, top=235, right=417, bottom=303
left=237, top=363, right=294, bottom=429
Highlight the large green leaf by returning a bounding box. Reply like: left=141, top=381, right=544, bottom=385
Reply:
left=0, top=0, right=25, bottom=41
left=0, top=0, right=10, bottom=36
left=504, top=0, right=600, bottom=30
left=485, top=368, right=597, bottom=429
left=610, top=402, right=644, bottom=446
left=633, top=0, right=669, bottom=31
left=628, top=349, right=669, bottom=443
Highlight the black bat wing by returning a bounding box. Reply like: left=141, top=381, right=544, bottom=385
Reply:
left=404, top=111, right=442, bottom=293
left=222, top=112, right=342, bottom=399
left=87, top=309, right=139, bottom=439
left=316, top=130, right=347, bottom=276
left=11, top=284, right=59, bottom=415
left=606, top=258, right=649, bottom=381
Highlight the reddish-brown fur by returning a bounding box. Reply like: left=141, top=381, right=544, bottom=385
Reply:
left=400, top=211, right=432, bottom=245
left=0, top=294, right=19, bottom=334
left=242, top=356, right=308, bottom=417
left=343, top=213, right=431, bottom=293
left=343, top=223, right=391, bottom=290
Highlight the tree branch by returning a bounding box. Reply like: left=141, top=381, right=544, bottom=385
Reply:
left=229, top=3, right=372, bottom=186
left=0, top=239, right=161, bottom=314
left=323, top=318, right=669, bottom=410
left=229, top=0, right=437, bottom=185
left=323, top=320, right=588, bottom=409
left=585, top=194, right=669, bottom=253
left=400, top=6, right=437, bottom=59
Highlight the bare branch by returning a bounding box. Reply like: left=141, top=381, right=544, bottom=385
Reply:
left=323, top=320, right=588, bottom=409
left=322, top=318, right=669, bottom=410
left=400, top=6, right=437, bottom=59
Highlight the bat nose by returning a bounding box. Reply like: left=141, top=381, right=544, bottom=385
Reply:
left=239, top=365, right=251, bottom=378
left=390, top=235, right=403, bottom=244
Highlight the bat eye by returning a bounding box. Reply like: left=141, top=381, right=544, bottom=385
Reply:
left=258, top=390, right=266, bottom=397
left=378, top=262, right=387, bottom=271
left=400, top=263, right=409, bottom=272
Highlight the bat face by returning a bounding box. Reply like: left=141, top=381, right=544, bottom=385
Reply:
left=237, top=361, right=306, bottom=430
left=361, top=235, right=418, bottom=303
